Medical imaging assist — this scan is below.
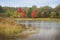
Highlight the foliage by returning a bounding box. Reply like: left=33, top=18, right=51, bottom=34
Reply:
left=31, top=9, right=38, bottom=18
left=16, top=8, right=27, bottom=18
left=0, top=5, right=5, bottom=13
left=50, top=12, right=56, bottom=18
left=27, top=8, right=32, bottom=18
left=0, top=5, right=60, bottom=18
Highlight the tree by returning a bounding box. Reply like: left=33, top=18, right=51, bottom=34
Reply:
left=54, top=5, right=60, bottom=12
left=12, top=11, right=17, bottom=18
left=37, top=11, right=41, bottom=18
left=3, top=7, right=16, bottom=17
left=39, top=6, right=53, bottom=17
left=0, top=5, right=5, bottom=13
left=54, top=5, right=60, bottom=17
left=31, top=9, right=38, bottom=18
left=40, top=12, right=46, bottom=18
left=0, top=5, right=6, bottom=17
left=16, top=8, right=27, bottom=18
left=24, top=7, right=29, bottom=14
left=59, top=12, right=60, bottom=17
left=50, top=11, right=56, bottom=18
left=27, top=8, right=32, bottom=18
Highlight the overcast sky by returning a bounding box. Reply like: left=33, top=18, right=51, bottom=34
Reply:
left=0, top=0, right=60, bottom=8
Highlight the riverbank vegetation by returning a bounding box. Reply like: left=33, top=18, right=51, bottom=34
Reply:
left=0, top=18, right=27, bottom=39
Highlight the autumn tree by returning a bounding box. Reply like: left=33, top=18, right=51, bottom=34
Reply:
left=16, top=8, right=27, bottom=18
left=31, top=9, right=38, bottom=18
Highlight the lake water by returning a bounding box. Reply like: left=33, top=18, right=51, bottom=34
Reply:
left=16, top=20, right=60, bottom=40
left=17, top=20, right=60, bottom=29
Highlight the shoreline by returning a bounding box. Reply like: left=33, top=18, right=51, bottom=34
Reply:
left=18, top=29, right=40, bottom=38
left=14, top=18, right=60, bottom=21
left=0, top=17, right=60, bottom=21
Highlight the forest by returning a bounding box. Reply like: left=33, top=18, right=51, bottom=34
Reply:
left=0, top=5, right=60, bottom=18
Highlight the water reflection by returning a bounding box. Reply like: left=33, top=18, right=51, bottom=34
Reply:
left=16, top=20, right=60, bottom=40
left=16, top=20, right=60, bottom=29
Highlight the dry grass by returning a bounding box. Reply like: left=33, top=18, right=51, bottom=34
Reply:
left=0, top=18, right=26, bottom=39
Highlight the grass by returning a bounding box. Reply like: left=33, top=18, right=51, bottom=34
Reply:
left=0, top=18, right=27, bottom=39
left=14, top=18, right=60, bottom=21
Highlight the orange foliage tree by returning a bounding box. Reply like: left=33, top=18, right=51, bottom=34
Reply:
left=16, top=8, right=27, bottom=18
left=31, top=9, right=38, bottom=18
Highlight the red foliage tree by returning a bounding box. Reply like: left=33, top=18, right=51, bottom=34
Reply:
left=31, top=9, right=38, bottom=18
left=16, top=8, right=27, bottom=18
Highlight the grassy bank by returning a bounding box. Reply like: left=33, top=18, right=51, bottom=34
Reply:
left=0, top=18, right=42, bottom=39
left=14, top=18, right=60, bottom=21
left=0, top=18, right=27, bottom=39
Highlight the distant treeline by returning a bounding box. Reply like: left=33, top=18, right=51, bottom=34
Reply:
left=0, top=5, right=60, bottom=18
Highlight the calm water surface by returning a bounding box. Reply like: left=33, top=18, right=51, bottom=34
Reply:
left=16, top=20, right=60, bottom=40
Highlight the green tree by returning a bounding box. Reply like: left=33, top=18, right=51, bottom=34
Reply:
left=50, top=12, right=56, bottom=18
left=37, top=11, right=41, bottom=18
left=0, top=5, right=6, bottom=17
left=3, top=7, right=16, bottom=17
left=54, top=5, right=60, bottom=17
left=0, top=5, right=5, bottom=13
left=54, top=5, right=60, bottom=12
left=24, top=7, right=29, bottom=14
left=59, top=12, right=60, bottom=17
left=39, top=6, right=53, bottom=17
left=27, top=8, right=32, bottom=18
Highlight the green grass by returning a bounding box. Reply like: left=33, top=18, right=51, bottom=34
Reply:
left=14, top=18, right=60, bottom=21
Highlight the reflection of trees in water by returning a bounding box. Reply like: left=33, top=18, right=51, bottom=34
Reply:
left=16, top=20, right=60, bottom=40
left=28, top=24, right=31, bottom=27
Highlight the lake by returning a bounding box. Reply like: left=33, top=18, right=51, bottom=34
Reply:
left=16, top=20, right=60, bottom=40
